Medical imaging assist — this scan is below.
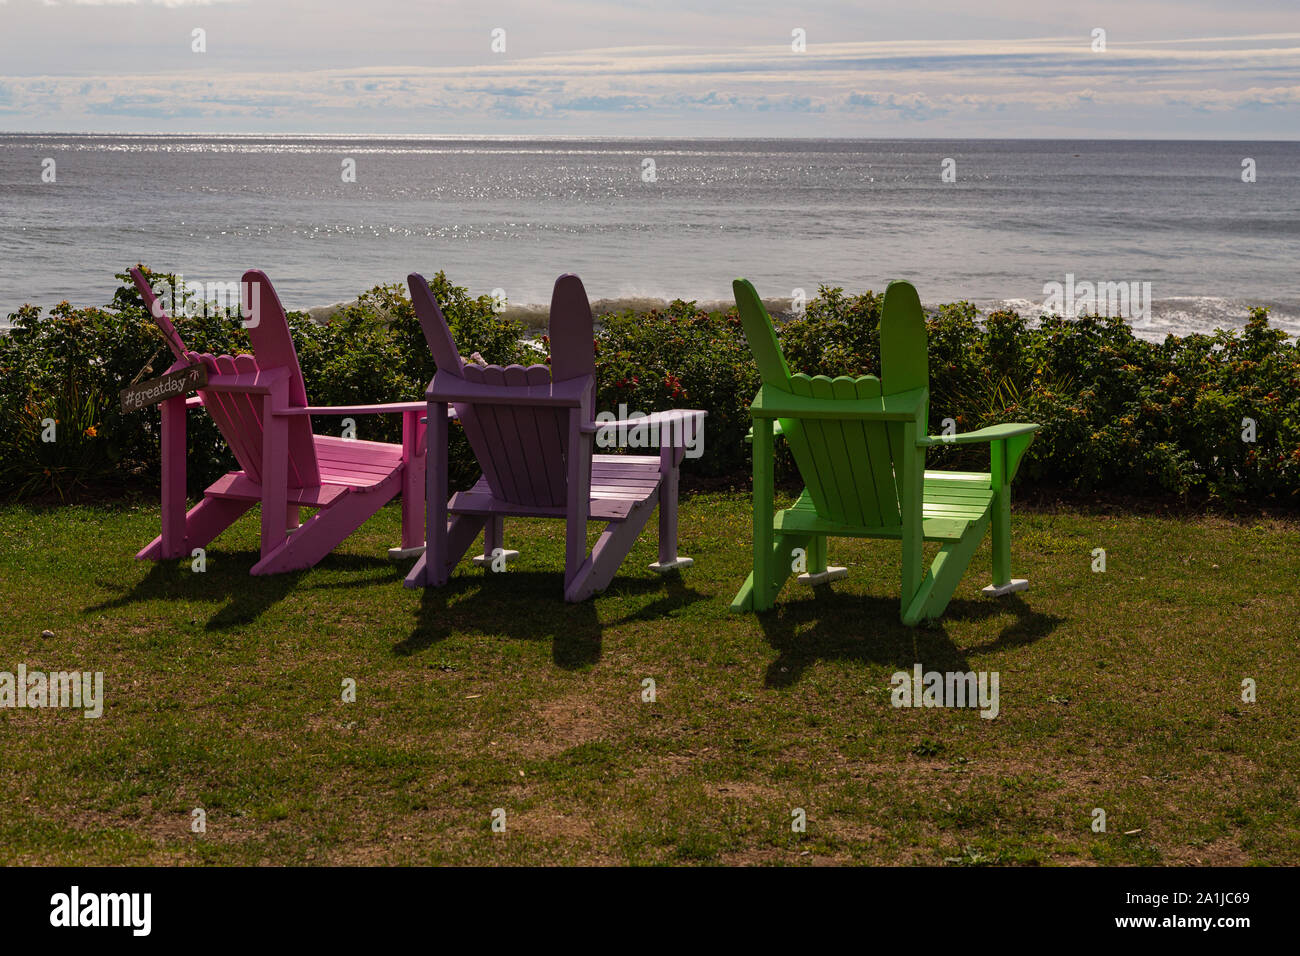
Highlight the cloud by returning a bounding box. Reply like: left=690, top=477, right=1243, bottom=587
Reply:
left=1, top=33, right=1297, bottom=134
left=64, top=1, right=245, bottom=6
left=6, top=0, right=245, bottom=6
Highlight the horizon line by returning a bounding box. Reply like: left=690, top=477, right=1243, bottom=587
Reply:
left=3, top=131, right=1299, bottom=142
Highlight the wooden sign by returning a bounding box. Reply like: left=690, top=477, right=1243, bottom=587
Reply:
left=120, top=363, right=208, bottom=413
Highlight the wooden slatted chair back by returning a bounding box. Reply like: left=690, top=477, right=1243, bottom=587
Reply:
left=409, top=272, right=595, bottom=509
left=129, top=267, right=321, bottom=489
left=733, top=277, right=933, bottom=530
left=240, top=270, right=320, bottom=487
left=130, top=267, right=190, bottom=363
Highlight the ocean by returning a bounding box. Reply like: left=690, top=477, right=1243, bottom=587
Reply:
left=2, top=135, right=1297, bottom=339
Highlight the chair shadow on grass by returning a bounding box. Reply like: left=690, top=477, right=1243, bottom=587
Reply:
left=396, top=566, right=706, bottom=669
left=755, top=585, right=1063, bottom=689
left=600, top=570, right=709, bottom=627
left=86, top=550, right=405, bottom=631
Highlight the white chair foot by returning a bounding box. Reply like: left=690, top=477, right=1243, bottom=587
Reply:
left=649, top=556, right=693, bottom=573
left=982, top=579, right=1028, bottom=597
left=472, top=549, right=519, bottom=567
left=388, top=544, right=427, bottom=559
left=797, top=566, right=848, bottom=586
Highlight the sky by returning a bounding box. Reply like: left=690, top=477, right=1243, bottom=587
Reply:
left=0, top=0, right=1297, bottom=137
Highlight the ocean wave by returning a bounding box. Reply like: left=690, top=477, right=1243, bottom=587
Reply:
left=293, top=293, right=1299, bottom=338
left=994, top=295, right=1300, bottom=342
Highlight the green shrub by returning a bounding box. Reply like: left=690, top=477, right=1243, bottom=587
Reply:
left=0, top=268, right=525, bottom=498
left=582, top=299, right=759, bottom=479
left=2, top=270, right=1297, bottom=506
left=0, top=286, right=246, bottom=498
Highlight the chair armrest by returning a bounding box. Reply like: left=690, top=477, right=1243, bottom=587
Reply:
left=918, top=422, right=1041, bottom=446
left=921, top=422, right=1041, bottom=486
left=582, top=409, right=706, bottom=447
left=272, top=401, right=428, bottom=417
left=744, top=420, right=785, bottom=444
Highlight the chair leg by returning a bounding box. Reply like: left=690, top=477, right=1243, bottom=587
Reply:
left=565, top=508, right=654, bottom=602
left=137, top=494, right=254, bottom=561
left=252, top=486, right=392, bottom=575
left=750, top=419, right=776, bottom=611
left=445, top=514, right=488, bottom=580
left=897, top=422, right=927, bottom=622
left=983, top=440, right=1028, bottom=597
left=563, top=514, right=587, bottom=598
left=808, top=534, right=826, bottom=572
left=409, top=401, right=450, bottom=586
left=796, top=534, right=847, bottom=586
left=403, top=551, right=429, bottom=588
left=650, top=445, right=691, bottom=573
left=404, top=513, right=484, bottom=588
left=472, top=515, right=518, bottom=568
left=390, top=408, right=427, bottom=558
left=259, top=386, right=290, bottom=562
left=730, top=530, right=811, bottom=611
left=158, top=395, right=188, bottom=558
left=731, top=572, right=758, bottom=611
left=901, top=514, right=990, bottom=625
left=982, top=494, right=1028, bottom=597
left=563, top=410, right=592, bottom=598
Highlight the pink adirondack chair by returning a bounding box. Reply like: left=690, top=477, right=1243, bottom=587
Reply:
left=130, top=267, right=428, bottom=574
left=403, top=272, right=704, bottom=601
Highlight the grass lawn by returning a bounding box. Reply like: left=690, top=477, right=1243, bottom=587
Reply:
left=0, top=492, right=1296, bottom=866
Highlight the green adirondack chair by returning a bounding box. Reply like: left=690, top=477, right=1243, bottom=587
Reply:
left=730, top=278, right=1040, bottom=626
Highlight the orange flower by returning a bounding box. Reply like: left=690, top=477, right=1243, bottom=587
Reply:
left=84, top=425, right=98, bottom=438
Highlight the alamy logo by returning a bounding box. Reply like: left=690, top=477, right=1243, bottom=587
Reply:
left=593, top=405, right=703, bottom=459
left=150, top=277, right=261, bottom=328
left=1042, top=273, right=1151, bottom=321
left=0, top=665, right=103, bottom=718
left=890, top=664, right=1000, bottom=719
left=50, top=886, right=151, bottom=936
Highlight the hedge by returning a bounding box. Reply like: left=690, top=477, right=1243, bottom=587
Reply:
left=1, top=268, right=1297, bottom=505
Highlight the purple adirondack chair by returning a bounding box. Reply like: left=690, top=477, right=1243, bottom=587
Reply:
left=130, top=267, right=428, bottom=574
left=403, top=272, right=705, bottom=601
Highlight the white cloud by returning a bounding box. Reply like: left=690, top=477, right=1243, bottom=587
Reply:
left=16, top=0, right=245, bottom=6
left=68, top=1, right=245, bottom=6
left=1, top=32, right=1297, bottom=135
